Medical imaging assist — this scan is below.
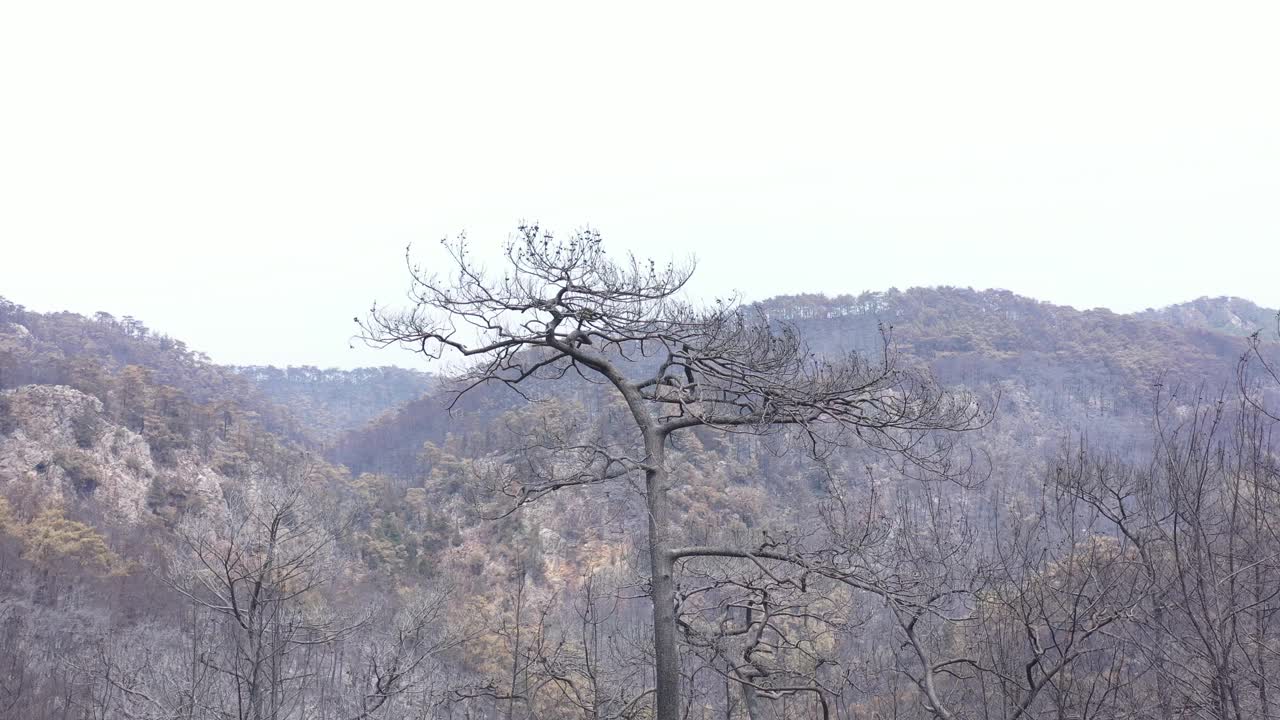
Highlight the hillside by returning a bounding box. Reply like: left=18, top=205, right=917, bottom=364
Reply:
left=334, top=287, right=1275, bottom=479
left=231, top=365, right=433, bottom=442
left=1134, top=295, right=1278, bottom=337
left=4, top=286, right=1280, bottom=720
left=0, top=298, right=464, bottom=720
left=0, top=296, right=431, bottom=447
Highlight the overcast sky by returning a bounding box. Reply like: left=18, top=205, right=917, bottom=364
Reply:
left=2, top=2, right=1277, bottom=369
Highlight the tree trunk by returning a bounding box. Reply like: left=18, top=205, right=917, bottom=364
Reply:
left=507, top=564, right=524, bottom=720
left=646, top=441, right=681, bottom=720
left=740, top=684, right=763, bottom=720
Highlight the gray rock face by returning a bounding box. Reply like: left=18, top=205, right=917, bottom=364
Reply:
left=0, top=385, right=224, bottom=522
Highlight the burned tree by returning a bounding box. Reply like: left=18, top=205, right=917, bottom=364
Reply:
left=360, top=226, right=985, bottom=718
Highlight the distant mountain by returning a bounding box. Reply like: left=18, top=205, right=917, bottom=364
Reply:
left=1134, top=296, right=1278, bottom=337
left=231, top=365, right=433, bottom=441
left=7, top=285, right=1278, bottom=524
left=6, top=286, right=1280, bottom=720
left=756, top=287, right=1256, bottom=394
left=331, top=287, right=1280, bottom=479
left=0, top=296, right=432, bottom=447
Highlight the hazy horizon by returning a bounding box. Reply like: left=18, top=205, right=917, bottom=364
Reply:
left=4, top=2, right=1278, bottom=368
left=3, top=282, right=1271, bottom=372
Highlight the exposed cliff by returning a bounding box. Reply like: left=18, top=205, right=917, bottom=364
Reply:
left=0, top=385, right=226, bottom=522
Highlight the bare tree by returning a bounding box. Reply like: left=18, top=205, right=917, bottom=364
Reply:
left=164, top=457, right=363, bottom=720
left=323, top=592, right=462, bottom=720
left=875, top=461, right=1150, bottom=720
left=359, top=226, right=986, bottom=718
left=1049, top=381, right=1280, bottom=720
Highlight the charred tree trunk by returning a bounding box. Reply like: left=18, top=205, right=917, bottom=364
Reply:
left=645, top=441, right=681, bottom=720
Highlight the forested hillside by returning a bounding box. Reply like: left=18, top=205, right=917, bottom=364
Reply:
left=335, top=288, right=1274, bottom=480
left=1135, top=295, right=1277, bottom=337
left=0, top=297, right=432, bottom=447
left=231, top=365, right=433, bottom=442
left=2, top=287, right=1279, bottom=720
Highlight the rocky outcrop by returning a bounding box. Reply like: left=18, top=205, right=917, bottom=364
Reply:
left=0, top=385, right=224, bottom=522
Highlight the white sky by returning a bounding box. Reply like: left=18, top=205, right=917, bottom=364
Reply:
left=1, top=2, right=1277, bottom=369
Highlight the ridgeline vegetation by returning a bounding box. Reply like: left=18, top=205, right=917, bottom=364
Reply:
left=2, top=231, right=1280, bottom=719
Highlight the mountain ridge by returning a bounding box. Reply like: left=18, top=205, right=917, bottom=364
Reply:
left=5, top=285, right=1280, bottom=719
